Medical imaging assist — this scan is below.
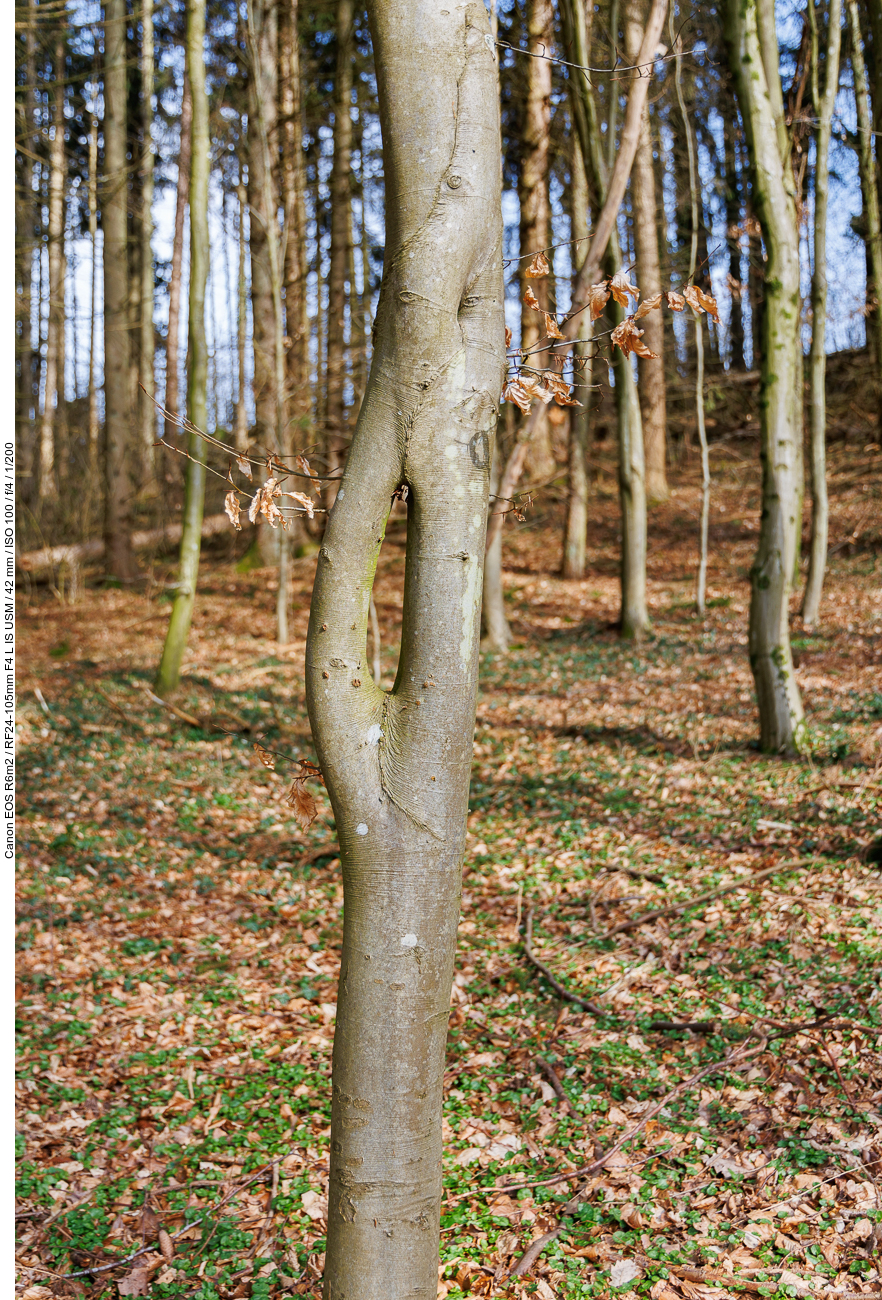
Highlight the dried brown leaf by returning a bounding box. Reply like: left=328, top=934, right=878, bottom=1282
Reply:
left=158, top=1227, right=174, bottom=1263
left=236, top=453, right=253, bottom=481
left=525, top=250, right=551, bottom=278
left=542, top=311, right=564, bottom=340
left=502, top=379, right=534, bottom=414
left=285, top=779, right=318, bottom=831
left=611, top=318, right=659, bottom=359
left=254, top=742, right=276, bottom=771
left=224, top=491, right=242, bottom=531
left=634, top=293, right=663, bottom=320
left=587, top=281, right=611, bottom=319
left=117, top=1268, right=152, bottom=1297
left=285, top=490, right=316, bottom=519
left=665, top=290, right=686, bottom=312
left=609, top=270, right=640, bottom=307
left=504, top=326, right=513, bottom=348
left=683, top=283, right=720, bottom=321
left=523, top=286, right=541, bottom=311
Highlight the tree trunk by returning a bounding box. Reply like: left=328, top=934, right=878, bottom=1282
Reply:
left=235, top=175, right=249, bottom=452
left=482, top=451, right=512, bottom=652
left=38, top=34, right=66, bottom=502
left=140, top=0, right=156, bottom=475
left=16, top=7, right=37, bottom=500
left=625, top=0, right=667, bottom=504
left=562, top=125, right=591, bottom=580
left=325, top=0, right=354, bottom=477
left=802, top=0, right=842, bottom=628
left=247, top=0, right=280, bottom=453
left=87, top=103, right=100, bottom=474
left=518, top=0, right=556, bottom=482
left=722, top=89, right=746, bottom=369
left=847, top=0, right=882, bottom=417
left=103, top=0, right=137, bottom=580
left=305, top=4, right=505, bottom=1293
left=278, top=0, right=310, bottom=439
left=724, top=0, right=806, bottom=755
left=156, top=0, right=210, bottom=696
left=164, top=80, right=191, bottom=442
left=561, top=0, right=662, bottom=641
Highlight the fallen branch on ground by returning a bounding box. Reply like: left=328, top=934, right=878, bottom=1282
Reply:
left=17, top=514, right=232, bottom=578
left=523, top=906, right=604, bottom=1015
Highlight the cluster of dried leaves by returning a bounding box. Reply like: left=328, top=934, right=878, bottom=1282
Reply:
left=224, top=455, right=317, bottom=534
left=503, top=253, right=719, bottom=414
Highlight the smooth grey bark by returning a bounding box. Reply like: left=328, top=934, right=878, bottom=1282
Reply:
left=139, top=0, right=156, bottom=475
left=156, top=0, right=210, bottom=696
left=247, top=0, right=280, bottom=451
left=625, top=0, right=668, bottom=505
left=103, top=0, right=137, bottom=580
left=164, top=81, right=191, bottom=443
left=482, top=452, right=512, bottom=652
left=560, top=0, right=665, bottom=640
left=304, top=4, right=505, bottom=1294
left=235, top=175, right=249, bottom=453
left=847, top=0, right=882, bottom=417
left=325, top=0, right=354, bottom=476
left=562, top=126, right=591, bottom=580
left=802, top=0, right=842, bottom=628
left=278, top=0, right=310, bottom=438
left=724, top=0, right=806, bottom=755
left=670, top=5, right=710, bottom=613
left=38, top=34, right=66, bottom=502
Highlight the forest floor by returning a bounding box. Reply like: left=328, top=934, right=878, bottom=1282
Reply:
left=14, top=426, right=882, bottom=1300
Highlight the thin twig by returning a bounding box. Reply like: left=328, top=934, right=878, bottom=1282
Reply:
left=523, top=906, right=604, bottom=1015
left=602, top=857, right=814, bottom=938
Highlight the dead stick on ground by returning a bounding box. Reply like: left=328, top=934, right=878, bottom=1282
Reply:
left=603, top=858, right=815, bottom=938
left=524, top=906, right=604, bottom=1015
left=505, top=1036, right=767, bottom=1277
left=140, top=685, right=204, bottom=729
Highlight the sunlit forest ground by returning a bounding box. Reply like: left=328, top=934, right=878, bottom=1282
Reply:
left=15, top=404, right=882, bottom=1298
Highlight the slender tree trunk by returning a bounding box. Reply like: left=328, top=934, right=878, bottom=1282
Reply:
left=625, top=0, right=668, bottom=503
left=156, top=0, right=210, bottom=695
left=235, top=176, right=249, bottom=452
left=482, top=451, right=511, bottom=652
left=562, top=126, right=591, bottom=580
left=325, top=0, right=354, bottom=476
left=87, top=101, right=100, bottom=476
left=247, top=0, right=280, bottom=453
left=519, top=0, right=556, bottom=482
left=306, top=4, right=505, bottom=1292
left=278, top=0, right=310, bottom=439
left=561, top=0, right=664, bottom=641
left=16, top=12, right=37, bottom=500
left=103, top=0, right=137, bottom=580
left=847, top=0, right=882, bottom=417
left=165, top=81, right=191, bottom=442
left=722, top=92, right=745, bottom=369
left=670, top=6, right=710, bottom=613
left=802, top=0, right=842, bottom=628
left=38, top=35, right=67, bottom=502
left=140, top=0, right=156, bottom=474
left=724, top=0, right=806, bottom=755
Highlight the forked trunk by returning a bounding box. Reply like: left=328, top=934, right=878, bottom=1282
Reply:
left=305, top=4, right=505, bottom=1293
left=156, top=0, right=210, bottom=696
left=724, top=0, right=806, bottom=755
left=802, top=0, right=841, bottom=628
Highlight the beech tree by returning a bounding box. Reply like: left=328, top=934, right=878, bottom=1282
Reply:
left=724, top=0, right=806, bottom=754
left=304, top=1, right=505, bottom=1291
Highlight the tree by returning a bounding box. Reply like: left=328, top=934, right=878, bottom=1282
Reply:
left=847, top=0, right=882, bottom=423
left=724, top=0, right=806, bottom=754
left=325, top=0, right=354, bottom=476
left=156, top=0, right=210, bottom=696
left=139, top=0, right=156, bottom=476
left=38, top=32, right=66, bottom=502
left=625, top=0, right=668, bottom=504
left=103, top=0, right=137, bottom=581
left=304, top=1, right=505, bottom=1291
left=802, top=0, right=842, bottom=629
left=164, top=80, right=191, bottom=444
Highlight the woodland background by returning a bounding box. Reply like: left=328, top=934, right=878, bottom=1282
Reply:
left=14, top=0, right=882, bottom=1298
